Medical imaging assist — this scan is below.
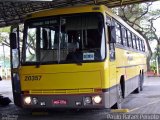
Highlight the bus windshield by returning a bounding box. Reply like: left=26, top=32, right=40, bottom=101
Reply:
left=23, top=13, right=105, bottom=65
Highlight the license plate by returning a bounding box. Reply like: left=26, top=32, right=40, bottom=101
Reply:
left=52, top=100, right=67, bottom=105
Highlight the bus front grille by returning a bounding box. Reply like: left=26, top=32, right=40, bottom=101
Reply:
left=29, top=88, right=95, bottom=94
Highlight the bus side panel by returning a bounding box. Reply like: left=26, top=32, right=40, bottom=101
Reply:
left=116, top=47, right=138, bottom=96
left=108, top=61, right=118, bottom=107
left=116, top=47, right=147, bottom=97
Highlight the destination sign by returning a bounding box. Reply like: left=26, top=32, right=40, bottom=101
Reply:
left=28, top=18, right=59, bottom=27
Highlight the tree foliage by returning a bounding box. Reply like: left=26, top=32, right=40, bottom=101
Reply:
left=112, top=2, right=160, bottom=70
left=0, top=27, right=10, bottom=33
left=0, top=25, right=24, bottom=47
left=0, top=33, right=9, bottom=47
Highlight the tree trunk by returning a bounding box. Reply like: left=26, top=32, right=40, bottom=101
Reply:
left=146, top=41, right=152, bottom=71
left=141, top=34, right=152, bottom=71
left=147, top=56, right=151, bottom=71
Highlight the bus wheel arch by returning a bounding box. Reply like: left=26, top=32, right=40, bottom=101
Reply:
left=111, top=75, right=125, bottom=109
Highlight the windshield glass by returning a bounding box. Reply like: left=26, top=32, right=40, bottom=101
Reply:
left=23, top=13, right=105, bottom=64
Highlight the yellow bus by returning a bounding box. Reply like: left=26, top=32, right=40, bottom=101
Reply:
left=10, top=5, right=147, bottom=109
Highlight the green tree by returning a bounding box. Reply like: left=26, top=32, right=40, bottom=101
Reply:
left=0, top=27, right=10, bottom=47
left=113, top=2, right=160, bottom=70
left=0, top=27, right=10, bottom=33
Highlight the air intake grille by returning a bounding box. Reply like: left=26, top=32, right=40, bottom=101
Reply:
left=29, top=88, right=95, bottom=94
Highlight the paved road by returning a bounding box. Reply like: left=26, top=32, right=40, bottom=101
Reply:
left=0, top=80, right=13, bottom=101
left=0, top=76, right=160, bottom=120
left=123, top=76, right=160, bottom=114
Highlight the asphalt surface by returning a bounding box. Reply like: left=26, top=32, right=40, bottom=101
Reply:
left=0, top=76, right=160, bottom=120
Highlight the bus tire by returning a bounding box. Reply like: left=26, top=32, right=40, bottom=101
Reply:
left=111, top=84, right=123, bottom=109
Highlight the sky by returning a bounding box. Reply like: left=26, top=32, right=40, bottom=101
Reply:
left=154, top=18, right=160, bottom=38
left=148, top=1, right=160, bottom=52
left=151, top=1, right=160, bottom=37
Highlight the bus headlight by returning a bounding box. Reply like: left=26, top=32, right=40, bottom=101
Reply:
left=92, top=95, right=102, bottom=104
left=24, top=96, right=32, bottom=105
left=84, top=97, right=92, bottom=104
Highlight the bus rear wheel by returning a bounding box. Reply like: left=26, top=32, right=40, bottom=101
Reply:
left=134, top=74, right=141, bottom=93
left=140, top=73, right=144, bottom=91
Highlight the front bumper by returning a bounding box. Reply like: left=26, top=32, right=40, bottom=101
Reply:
left=21, top=92, right=110, bottom=109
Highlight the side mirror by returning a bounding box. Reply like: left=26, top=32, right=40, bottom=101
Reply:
left=0, top=76, right=2, bottom=81
left=108, top=26, right=116, bottom=43
left=10, top=33, right=17, bottom=49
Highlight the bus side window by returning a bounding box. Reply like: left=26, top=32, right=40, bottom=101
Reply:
left=143, top=42, right=146, bottom=52
left=132, top=35, right=136, bottom=49
left=127, top=30, right=133, bottom=48
left=136, top=37, right=140, bottom=50
left=131, top=33, right=134, bottom=49
left=134, top=36, right=137, bottom=50
left=121, top=27, right=128, bottom=47
left=115, top=21, right=122, bottom=45
left=142, top=40, right=145, bottom=52
left=106, top=15, right=111, bottom=26
left=139, top=39, right=142, bottom=51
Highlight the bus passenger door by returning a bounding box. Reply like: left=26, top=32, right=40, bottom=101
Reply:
left=106, top=16, right=117, bottom=107
left=109, top=42, right=117, bottom=106
left=10, top=25, right=21, bottom=107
